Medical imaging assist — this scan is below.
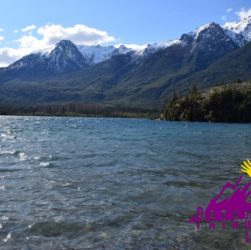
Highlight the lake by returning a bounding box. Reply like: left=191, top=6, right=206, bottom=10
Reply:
left=0, top=116, right=250, bottom=249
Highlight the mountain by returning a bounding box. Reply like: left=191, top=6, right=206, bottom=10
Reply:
left=172, top=41, right=251, bottom=93
left=0, top=16, right=251, bottom=110
left=224, top=15, right=251, bottom=42
left=65, top=22, right=245, bottom=108
left=77, top=44, right=136, bottom=65
left=46, top=40, right=89, bottom=73
left=1, top=40, right=89, bottom=79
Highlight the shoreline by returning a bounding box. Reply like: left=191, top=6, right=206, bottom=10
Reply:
left=0, top=112, right=159, bottom=119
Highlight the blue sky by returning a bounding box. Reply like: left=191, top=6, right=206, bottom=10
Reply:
left=0, top=0, right=251, bottom=66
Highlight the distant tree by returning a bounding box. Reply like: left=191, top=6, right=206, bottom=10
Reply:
left=162, top=84, right=251, bottom=123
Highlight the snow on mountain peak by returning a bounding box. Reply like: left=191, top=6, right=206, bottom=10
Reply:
left=78, top=44, right=117, bottom=64
left=6, top=16, right=251, bottom=70
left=44, top=17, right=251, bottom=67
left=194, top=23, right=214, bottom=39
left=190, top=22, right=225, bottom=41
left=224, top=15, right=251, bottom=41
left=77, top=40, right=179, bottom=64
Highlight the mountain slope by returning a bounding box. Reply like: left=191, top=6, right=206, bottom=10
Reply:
left=54, top=23, right=241, bottom=108
left=0, top=40, right=89, bottom=81
left=171, top=41, right=251, bottom=95
left=0, top=17, right=251, bottom=109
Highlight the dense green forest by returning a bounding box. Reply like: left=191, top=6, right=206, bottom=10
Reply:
left=161, top=82, right=251, bottom=123
left=0, top=102, right=157, bottom=118
left=2, top=82, right=251, bottom=122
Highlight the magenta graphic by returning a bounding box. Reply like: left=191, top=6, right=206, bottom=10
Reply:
left=189, top=175, right=251, bottom=243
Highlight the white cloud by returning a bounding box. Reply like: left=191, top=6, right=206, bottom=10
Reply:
left=17, top=35, right=46, bottom=50
left=0, top=36, right=4, bottom=42
left=15, top=23, right=116, bottom=53
left=0, top=28, right=4, bottom=32
left=223, top=7, right=251, bottom=28
left=36, top=24, right=115, bottom=46
left=13, top=29, right=19, bottom=34
left=227, top=8, right=233, bottom=13
left=0, top=23, right=116, bottom=67
left=21, top=24, right=37, bottom=32
left=236, top=8, right=251, bottom=20
left=0, top=47, right=31, bottom=67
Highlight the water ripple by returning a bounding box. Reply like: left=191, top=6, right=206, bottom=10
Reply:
left=0, top=117, right=249, bottom=249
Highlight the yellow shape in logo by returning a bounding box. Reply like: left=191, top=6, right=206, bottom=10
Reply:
left=241, top=159, right=251, bottom=177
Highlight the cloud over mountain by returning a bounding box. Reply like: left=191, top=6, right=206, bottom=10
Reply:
left=236, top=8, right=251, bottom=20
left=0, top=23, right=116, bottom=67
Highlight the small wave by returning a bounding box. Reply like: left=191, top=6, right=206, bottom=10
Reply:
left=18, top=152, right=27, bottom=161
left=62, top=182, right=71, bottom=187
left=0, top=175, right=10, bottom=179
left=39, top=162, right=58, bottom=168
left=0, top=150, right=28, bottom=162
left=3, top=233, right=11, bottom=242
left=0, top=133, right=15, bottom=140
left=0, top=150, right=26, bottom=158
left=0, top=186, right=6, bottom=190
left=0, top=150, right=16, bottom=156
left=1, top=216, right=9, bottom=221
left=39, top=162, right=50, bottom=167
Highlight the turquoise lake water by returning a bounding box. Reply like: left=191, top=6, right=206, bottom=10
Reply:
left=0, top=116, right=250, bottom=249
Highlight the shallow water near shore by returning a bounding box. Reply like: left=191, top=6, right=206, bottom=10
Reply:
left=0, top=116, right=250, bottom=249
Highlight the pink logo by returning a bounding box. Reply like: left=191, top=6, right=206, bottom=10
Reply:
left=189, top=175, right=251, bottom=243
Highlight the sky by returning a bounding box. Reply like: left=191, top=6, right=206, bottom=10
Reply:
left=0, top=0, right=251, bottom=66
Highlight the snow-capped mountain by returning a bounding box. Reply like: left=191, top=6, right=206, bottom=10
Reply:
left=191, top=22, right=238, bottom=51
left=8, top=40, right=89, bottom=75
left=47, top=40, right=88, bottom=73
left=2, top=15, right=251, bottom=77
left=78, top=45, right=117, bottom=64
left=190, top=21, right=248, bottom=48
left=6, top=41, right=176, bottom=74
left=224, top=15, right=251, bottom=42
left=75, top=15, right=251, bottom=64
left=77, top=43, right=173, bottom=64
left=63, top=16, right=251, bottom=68
left=1, top=15, right=251, bottom=108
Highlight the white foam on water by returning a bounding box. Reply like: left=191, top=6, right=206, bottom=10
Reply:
left=18, top=152, right=27, bottom=161
left=3, top=233, right=11, bottom=242
left=39, top=162, right=50, bottom=167
left=62, top=182, right=71, bottom=187
left=0, top=133, right=15, bottom=140
left=0, top=150, right=16, bottom=156
left=0, top=186, right=6, bottom=190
